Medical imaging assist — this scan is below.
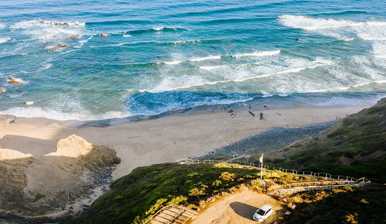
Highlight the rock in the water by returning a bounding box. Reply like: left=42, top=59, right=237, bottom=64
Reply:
left=46, top=135, right=93, bottom=158
left=100, top=32, right=109, bottom=38
left=0, top=148, right=33, bottom=161
left=46, top=43, right=69, bottom=52
left=7, top=76, right=25, bottom=85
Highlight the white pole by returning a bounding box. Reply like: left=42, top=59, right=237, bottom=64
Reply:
left=259, top=153, right=264, bottom=180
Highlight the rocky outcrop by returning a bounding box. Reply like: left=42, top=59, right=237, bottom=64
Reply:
left=0, top=135, right=120, bottom=219
left=45, top=134, right=120, bottom=169
left=46, top=135, right=93, bottom=158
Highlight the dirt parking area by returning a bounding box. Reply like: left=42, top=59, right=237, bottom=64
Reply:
left=191, top=188, right=282, bottom=224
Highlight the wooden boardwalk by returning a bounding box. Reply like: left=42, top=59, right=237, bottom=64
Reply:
left=150, top=205, right=198, bottom=224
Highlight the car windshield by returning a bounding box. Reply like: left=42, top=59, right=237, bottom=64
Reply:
left=256, top=209, right=266, bottom=216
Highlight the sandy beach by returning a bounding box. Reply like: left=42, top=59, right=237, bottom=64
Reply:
left=0, top=103, right=369, bottom=180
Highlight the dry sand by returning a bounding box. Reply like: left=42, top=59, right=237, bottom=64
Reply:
left=0, top=104, right=367, bottom=180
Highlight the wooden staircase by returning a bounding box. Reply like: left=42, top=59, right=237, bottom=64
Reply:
left=150, top=205, right=198, bottom=224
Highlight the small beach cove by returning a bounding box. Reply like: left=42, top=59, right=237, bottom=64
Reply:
left=1, top=101, right=369, bottom=180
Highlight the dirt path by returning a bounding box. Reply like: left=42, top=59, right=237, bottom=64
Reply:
left=191, top=188, right=281, bottom=224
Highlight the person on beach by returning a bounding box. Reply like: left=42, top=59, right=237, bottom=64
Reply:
left=228, top=109, right=235, bottom=118
left=260, top=112, right=264, bottom=120
left=248, top=104, right=255, bottom=117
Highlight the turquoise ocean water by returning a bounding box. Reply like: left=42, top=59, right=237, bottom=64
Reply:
left=0, top=0, right=386, bottom=120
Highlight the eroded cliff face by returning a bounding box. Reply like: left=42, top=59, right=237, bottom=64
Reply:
left=0, top=156, right=33, bottom=213
left=0, top=135, right=120, bottom=218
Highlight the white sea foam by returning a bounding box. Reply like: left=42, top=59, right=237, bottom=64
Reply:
left=296, top=79, right=386, bottom=93
left=153, top=26, right=166, bottom=31
left=372, top=42, right=386, bottom=59
left=173, top=39, right=201, bottom=45
left=232, top=50, right=281, bottom=59
left=153, top=26, right=186, bottom=32
left=0, top=37, right=10, bottom=44
left=0, top=107, right=130, bottom=121
left=74, top=35, right=94, bottom=49
left=350, top=80, right=386, bottom=89
left=160, top=50, right=279, bottom=65
left=279, top=15, right=386, bottom=58
left=162, top=60, right=182, bottom=65
left=0, top=22, right=5, bottom=29
left=279, top=15, right=386, bottom=41
left=40, top=63, right=53, bottom=70
left=11, top=19, right=85, bottom=43
left=189, top=55, right=221, bottom=62
left=161, top=55, right=221, bottom=65
left=143, top=57, right=333, bottom=93
left=199, top=65, right=226, bottom=71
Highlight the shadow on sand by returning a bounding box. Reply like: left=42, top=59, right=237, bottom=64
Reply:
left=230, top=201, right=257, bottom=220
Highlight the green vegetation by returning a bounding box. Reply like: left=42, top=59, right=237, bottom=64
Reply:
left=266, top=98, right=386, bottom=182
left=66, top=162, right=260, bottom=224
left=67, top=98, right=386, bottom=224
left=280, top=186, right=386, bottom=224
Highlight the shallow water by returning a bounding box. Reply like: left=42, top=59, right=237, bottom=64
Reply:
left=0, top=0, right=386, bottom=120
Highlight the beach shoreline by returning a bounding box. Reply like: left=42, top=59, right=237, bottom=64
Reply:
left=0, top=101, right=373, bottom=180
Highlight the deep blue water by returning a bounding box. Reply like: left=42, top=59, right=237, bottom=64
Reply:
left=0, top=0, right=386, bottom=120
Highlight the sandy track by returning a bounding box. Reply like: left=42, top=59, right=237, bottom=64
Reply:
left=191, top=188, right=281, bottom=224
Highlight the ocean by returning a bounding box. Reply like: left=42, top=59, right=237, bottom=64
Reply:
left=0, top=0, right=386, bottom=120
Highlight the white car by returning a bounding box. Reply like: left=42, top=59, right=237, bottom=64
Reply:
left=252, top=205, right=273, bottom=222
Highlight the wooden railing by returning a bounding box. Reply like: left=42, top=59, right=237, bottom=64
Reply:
left=177, top=159, right=367, bottom=183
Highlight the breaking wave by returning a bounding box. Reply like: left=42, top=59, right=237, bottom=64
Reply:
left=127, top=26, right=188, bottom=35
left=160, top=55, right=221, bottom=65
left=232, top=50, right=281, bottom=59
left=0, top=37, right=10, bottom=44
left=173, top=39, right=201, bottom=45
left=159, top=50, right=281, bottom=65
left=142, top=57, right=333, bottom=93
left=279, top=15, right=386, bottom=58
left=10, top=19, right=85, bottom=43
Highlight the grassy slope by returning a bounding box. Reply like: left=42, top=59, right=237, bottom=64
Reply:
left=66, top=163, right=260, bottom=224
left=266, top=98, right=386, bottom=182
left=282, top=186, right=386, bottom=224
